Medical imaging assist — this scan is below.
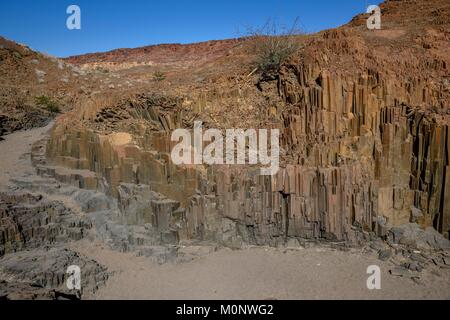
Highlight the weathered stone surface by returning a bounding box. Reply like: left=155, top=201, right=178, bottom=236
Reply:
left=10, top=0, right=448, bottom=253
left=389, top=266, right=412, bottom=278
left=378, top=248, right=392, bottom=261
left=0, top=192, right=92, bottom=257
left=1, top=0, right=449, bottom=300
left=43, top=105, right=449, bottom=247
left=389, top=223, right=450, bottom=251
left=0, top=247, right=108, bottom=299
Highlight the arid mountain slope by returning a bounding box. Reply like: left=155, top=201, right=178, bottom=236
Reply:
left=1, top=0, right=450, bottom=300
left=0, top=36, right=108, bottom=138
left=65, top=39, right=243, bottom=71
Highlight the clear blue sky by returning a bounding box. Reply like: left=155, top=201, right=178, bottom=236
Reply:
left=0, top=0, right=382, bottom=58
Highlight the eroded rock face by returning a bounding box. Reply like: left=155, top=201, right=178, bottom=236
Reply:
left=0, top=247, right=108, bottom=300
left=277, top=64, right=449, bottom=240
left=0, top=192, right=92, bottom=257
left=40, top=0, right=450, bottom=247
left=41, top=66, right=449, bottom=247
left=0, top=0, right=448, bottom=301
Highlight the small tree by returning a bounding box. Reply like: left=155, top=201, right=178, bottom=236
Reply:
left=246, top=19, right=303, bottom=78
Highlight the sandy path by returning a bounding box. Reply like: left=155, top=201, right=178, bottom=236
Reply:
left=72, top=240, right=450, bottom=300
left=0, top=122, right=53, bottom=190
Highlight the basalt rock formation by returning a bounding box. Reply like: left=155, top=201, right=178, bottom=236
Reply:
left=0, top=247, right=108, bottom=300
left=39, top=0, right=449, bottom=251
left=0, top=0, right=449, bottom=300
left=0, top=192, right=91, bottom=257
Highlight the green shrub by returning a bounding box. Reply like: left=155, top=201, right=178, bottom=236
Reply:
left=45, top=103, right=60, bottom=113
left=35, top=95, right=60, bottom=113
left=152, top=71, right=166, bottom=81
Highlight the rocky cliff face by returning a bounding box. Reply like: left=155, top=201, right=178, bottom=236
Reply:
left=0, top=192, right=91, bottom=257
left=38, top=0, right=450, bottom=251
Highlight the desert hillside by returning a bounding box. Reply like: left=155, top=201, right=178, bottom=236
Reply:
left=0, top=0, right=449, bottom=300
left=0, top=36, right=106, bottom=138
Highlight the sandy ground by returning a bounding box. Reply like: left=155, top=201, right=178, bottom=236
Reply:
left=72, top=239, right=450, bottom=300
left=0, top=122, right=53, bottom=190
left=1, top=125, right=450, bottom=300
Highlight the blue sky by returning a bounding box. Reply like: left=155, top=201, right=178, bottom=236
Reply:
left=0, top=0, right=382, bottom=57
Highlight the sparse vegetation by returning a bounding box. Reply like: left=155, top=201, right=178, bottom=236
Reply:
left=96, top=66, right=109, bottom=73
left=12, top=51, right=22, bottom=60
left=152, top=71, right=166, bottom=81
left=35, top=95, right=60, bottom=113
left=246, top=19, right=303, bottom=77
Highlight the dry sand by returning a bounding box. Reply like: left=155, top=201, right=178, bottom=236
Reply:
left=72, top=239, right=450, bottom=300
left=0, top=122, right=53, bottom=190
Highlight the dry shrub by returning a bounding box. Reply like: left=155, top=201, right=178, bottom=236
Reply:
left=245, top=19, right=303, bottom=78
left=152, top=71, right=166, bottom=81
